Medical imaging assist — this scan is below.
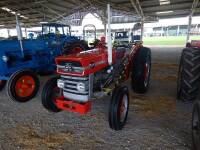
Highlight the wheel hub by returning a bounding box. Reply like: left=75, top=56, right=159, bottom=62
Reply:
left=15, top=75, right=35, bottom=98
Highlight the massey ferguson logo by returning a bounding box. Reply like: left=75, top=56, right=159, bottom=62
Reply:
left=64, top=63, right=73, bottom=71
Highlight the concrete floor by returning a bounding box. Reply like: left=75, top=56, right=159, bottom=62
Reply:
left=0, top=46, right=193, bottom=150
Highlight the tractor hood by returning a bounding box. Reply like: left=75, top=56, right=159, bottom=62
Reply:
left=56, top=47, right=116, bottom=76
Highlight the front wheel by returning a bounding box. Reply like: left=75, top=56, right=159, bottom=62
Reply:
left=131, top=47, right=151, bottom=93
left=109, top=86, right=129, bottom=130
left=41, top=77, right=61, bottom=113
left=7, top=70, right=40, bottom=102
left=192, top=101, right=200, bottom=150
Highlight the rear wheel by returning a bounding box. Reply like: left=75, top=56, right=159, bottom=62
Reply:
left=177, top=48, right=200, bottom=101
left=7, top=70, right=40, bottom=102
left=109, top=86, right=129, bottom=130
left=192, top=101, right=200, bottom=150
left=0, top=80, right=6, bottom=91
left=131, top=47, right=151, bottom=93
left=42, top=77, right=61, bottom=113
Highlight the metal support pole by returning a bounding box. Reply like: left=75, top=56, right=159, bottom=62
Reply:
left=25, top=27, right=28, bottom=39
left=177, top=25, right=180, bottom=36
left=107, top=4, right=112, bottom=65
left=187, top=15, right=192, bottom=42
left=16, top=14, right=24, bottom=57
left=161, top=27, right=163, bottom=36
left=104, top=22, right=107, bottom=37
left=141, top=18, right=144, bottom=41
left=167, top=27, right=169, bottom=36
left=7, top=29, right=10, bottom=38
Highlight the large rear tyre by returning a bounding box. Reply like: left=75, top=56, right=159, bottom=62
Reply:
left=0, top=80, right=6, bottom=91
left=62, top=41, right=85, bottom=55
left=177, top=48, right=200, bottom=102
left=7, top=70, right=40, bottom=102
left=192, top=101, right=200, bottom=150
left=42, top=77, right=61, bottom=113
left=109, top=86, right=129, bottom=130
left=131, top=47, right=151, bottom=93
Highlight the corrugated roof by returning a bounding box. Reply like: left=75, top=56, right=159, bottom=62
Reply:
left=0, top=0, right=199, bottom=28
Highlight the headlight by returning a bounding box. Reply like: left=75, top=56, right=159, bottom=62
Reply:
left=2, top=55, right=9, bottom=62
left=77, top=82, right=85, bottom=92
left=57, top=79, right=64, bottom=89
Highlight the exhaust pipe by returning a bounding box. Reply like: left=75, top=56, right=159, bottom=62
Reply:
left=16, top=14, right=24, bottom=57
left=107, top=4, right=112, bottom=65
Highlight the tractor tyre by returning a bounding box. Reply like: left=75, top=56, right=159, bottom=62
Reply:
left=42, top=77, right=61, bottom=113
left=62, top=41, right=85, bottom=55
left=192, top=101, right=200, bottom=150
left=7, top=70, right=40, bottom=102
left=109, top=86, right=129, bottom=130
left=131, top=47, right=151, bottom=93
left=177, top=48, right=200, bottom=102
left=0, top=80, right=6, bottom=91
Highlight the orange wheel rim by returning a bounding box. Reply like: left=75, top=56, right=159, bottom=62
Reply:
left=15, top=75, right=36, bottom=98
left=72, top=47, right=82, bottom=54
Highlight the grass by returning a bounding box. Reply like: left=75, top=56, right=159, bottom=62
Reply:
left=143, top=36, right=200, bottom=45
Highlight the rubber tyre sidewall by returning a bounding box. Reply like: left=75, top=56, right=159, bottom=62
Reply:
left=109, top=86, right=129, bottom=130
left=192, top=101, right=200, bottom=150
left=7, top=70, right=40, bottom=102
left=42, top=77, right=61, bottom=113
left=131, top=47, right=151, bottom=93
left=177, top=48, right=185, bottom=99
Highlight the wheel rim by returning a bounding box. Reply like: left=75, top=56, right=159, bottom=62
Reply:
left=15, top=75, right=36, bottom=98
left=118, top=94, right=128, bottom=122
left=144, top=62, right=150, bottom=87
left=192, top=106, right=200, bottom=149
left=72, top=47, right=82, bottom=54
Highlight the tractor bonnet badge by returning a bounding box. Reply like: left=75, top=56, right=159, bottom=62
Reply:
left=64, top=63, right=73, bottom=71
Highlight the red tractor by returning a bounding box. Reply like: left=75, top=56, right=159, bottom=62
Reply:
left=41, top=38, right=151, bottom=130
left=41, top=4, right=151, bottom=130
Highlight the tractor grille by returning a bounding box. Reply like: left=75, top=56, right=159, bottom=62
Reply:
left=57, top=61, right=84, bottom=74
left=61, top=75, right=93, bottom=102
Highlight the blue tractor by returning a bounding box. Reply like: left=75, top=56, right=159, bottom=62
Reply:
left=0, top=23, right=86, bottom=102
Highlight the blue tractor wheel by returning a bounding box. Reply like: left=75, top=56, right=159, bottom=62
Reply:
left=7, top=70, right=40, bottom=102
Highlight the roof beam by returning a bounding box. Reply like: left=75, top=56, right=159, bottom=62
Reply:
left=191, top=0, right=200, bottom=15
left=129, top=0, right=144, bottom=17
left=143, top=2, right=192, bottom=13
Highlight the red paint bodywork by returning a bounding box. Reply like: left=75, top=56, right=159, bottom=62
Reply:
left=191, top=40, right=200, bottom=48
left=56, top=47, right=116, bottom=77
left=55, top=43, right=142, bottom=114
left=55, top=96, right=91, bottom=114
